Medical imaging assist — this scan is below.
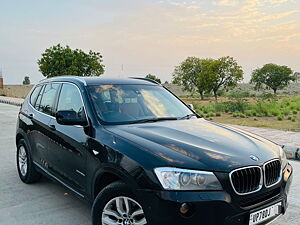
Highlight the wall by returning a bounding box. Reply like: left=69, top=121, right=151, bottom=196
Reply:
left=0, top=82, right=299, bottom=99
left=0, top=85, right=34, bottom=98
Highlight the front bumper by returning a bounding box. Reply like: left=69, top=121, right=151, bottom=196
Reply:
left=137, top=163, right=293, bottom=225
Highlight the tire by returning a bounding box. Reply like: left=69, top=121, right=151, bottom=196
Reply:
left=16, top=139, right=41, bottom=183
left=92, top=181, right=148, bottom=225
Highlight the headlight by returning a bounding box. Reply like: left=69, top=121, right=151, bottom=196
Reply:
left=154, top=167, right=223, bottom=191
left=279, top=145, right=288, bottom=171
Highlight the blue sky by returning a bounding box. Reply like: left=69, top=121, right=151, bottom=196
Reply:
left=0, top=0, right=299, bottom=84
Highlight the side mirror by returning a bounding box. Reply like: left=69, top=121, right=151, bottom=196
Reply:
left=56, top=110, right=88, bottom=126
left=187, top=104, right=194, bottom=110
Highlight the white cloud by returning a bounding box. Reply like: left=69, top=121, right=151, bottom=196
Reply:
left=213, top=0, right=241, bottom=7
left=279, top=32, right=300, bottom=42
left=268, top=0, right=292, bottom=4
left=167, top=1, right=201, bottom=9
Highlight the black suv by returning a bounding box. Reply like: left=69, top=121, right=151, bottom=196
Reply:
left=16, top=76, right=293, bottom=225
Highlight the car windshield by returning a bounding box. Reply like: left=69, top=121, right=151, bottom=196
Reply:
left=88, top=84, right=194, bottom=124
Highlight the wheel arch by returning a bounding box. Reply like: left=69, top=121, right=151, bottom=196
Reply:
left=16, top=128, right=28, bottom=146
left=16, top=133, right=24, bottom=146
left=16, top=129, right=32, bottom=154
left=92, top=167, right=139, bottom=200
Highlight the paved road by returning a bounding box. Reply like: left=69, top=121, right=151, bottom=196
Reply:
left=231, top=125, right=300, bottom=150
left=0, top=103, right=299, bottom=225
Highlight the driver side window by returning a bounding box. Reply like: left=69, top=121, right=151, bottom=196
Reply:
left=57, top=83, right=86, bottom=120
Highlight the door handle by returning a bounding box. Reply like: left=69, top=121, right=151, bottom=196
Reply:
left=49, top=125, right=56, bottom=131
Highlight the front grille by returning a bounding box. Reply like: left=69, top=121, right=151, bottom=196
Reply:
left=230, top=166, right=262, bottom=195
left=264, top=159, right=281, bottom=187
left=238, top=188, right=281, bottom=208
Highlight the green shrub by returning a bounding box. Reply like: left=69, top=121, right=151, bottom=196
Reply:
left=239, top=113, right=246, bottom=118
left=277, top=115, right=283, bottom=121
left=233, top=113, right=238, bottom=117
left=245, top=110, right=253, bottom=116
left=293, top=110, right=298, bottom=114
left=195, top=108, right=203, bottom=115
left=271, top=111, right=279, bottom=116
left=283, top=111, right=289, bottom=116
left=257, top=113, right=264, bottom=117
left=208, top=112, right=216, bottom=117
left=260, top=93, right=276, bottom=100
left=227, top=91, right=251, bottom=99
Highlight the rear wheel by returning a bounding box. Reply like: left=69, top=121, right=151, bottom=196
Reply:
left=16, top=139, right=41, bottom=183
left=92, top=181, right=147, bottom=225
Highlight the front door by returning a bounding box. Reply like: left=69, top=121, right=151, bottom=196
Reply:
left=48, top=83, right=88, bottom=194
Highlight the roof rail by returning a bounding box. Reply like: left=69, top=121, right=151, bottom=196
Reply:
left=129, top=77, right=161, bottom=85
left=39, top=76, right=87, bottom=86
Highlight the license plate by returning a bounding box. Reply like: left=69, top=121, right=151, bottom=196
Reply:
left=249, top=202, right=282, bottom=225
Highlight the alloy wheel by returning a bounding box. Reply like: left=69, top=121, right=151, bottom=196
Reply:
left=18, top=146, right=28, bottom=177
left=102, top=196, right=147, bottom=225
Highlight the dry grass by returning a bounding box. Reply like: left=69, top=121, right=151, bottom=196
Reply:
left=209, top=114, right=300, bottom=131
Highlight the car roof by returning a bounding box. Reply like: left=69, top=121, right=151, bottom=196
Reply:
left=38, top=76, right=160, bottom=86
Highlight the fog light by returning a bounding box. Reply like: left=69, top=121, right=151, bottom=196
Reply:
left=180, top=203, right=190, bottom=214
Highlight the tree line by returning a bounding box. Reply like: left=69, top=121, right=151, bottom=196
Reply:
left=172, top=57, right=296, bottom=100
left=26, top=44, right=297, bottom=100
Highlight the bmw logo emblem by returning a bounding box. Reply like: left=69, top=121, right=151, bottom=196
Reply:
left=250, top=155, right=259, bottom=161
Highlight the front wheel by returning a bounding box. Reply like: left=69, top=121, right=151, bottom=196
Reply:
left=92, top=181, right=147, bottom=225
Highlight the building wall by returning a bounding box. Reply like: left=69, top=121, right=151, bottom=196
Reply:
left=0, top=85, right=34, bottom=98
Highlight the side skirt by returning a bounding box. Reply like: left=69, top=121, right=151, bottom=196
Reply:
left=33, top=161, right=85, bottom=199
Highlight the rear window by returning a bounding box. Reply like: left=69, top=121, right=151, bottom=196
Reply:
left=30, top=85, right=42, bottom=106
left=38, top=83, right=60, bottom=116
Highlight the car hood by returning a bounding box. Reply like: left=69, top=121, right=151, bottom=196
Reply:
left=105, top=118, right=280, bottom=172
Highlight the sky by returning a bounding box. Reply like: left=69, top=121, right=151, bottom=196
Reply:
left=0, top=0, right=300, bottom=84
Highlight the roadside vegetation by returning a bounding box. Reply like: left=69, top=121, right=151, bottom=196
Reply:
left=183, top=93, right=300, bottom=131
left=170, top=56, right=299, bottom=131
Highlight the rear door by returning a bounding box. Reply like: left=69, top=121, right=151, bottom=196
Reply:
left=47, top=83, right=88, bottom=193
left=28, top=83, right=60, bottom=168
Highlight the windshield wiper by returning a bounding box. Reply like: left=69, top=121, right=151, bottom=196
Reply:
left=129, top=117, right=178, bottom=124
left=179, top=113, right=197, bottom=120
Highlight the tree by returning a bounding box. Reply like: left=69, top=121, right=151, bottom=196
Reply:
left=172, top=57, right=209, bottom=100
left=207, top=56, right=244, bottom=100
left=250, top=64, right=294, bottom=94
left=38, top=44, right=105, bottom=78
left=173, top=56, right=243, bottom=100
left=145, top=74, right=161, bottom=83
left=23, top=76, right=30, bottom=85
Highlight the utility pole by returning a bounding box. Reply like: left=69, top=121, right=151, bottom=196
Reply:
left=0, top=68, right=4, bottom=89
